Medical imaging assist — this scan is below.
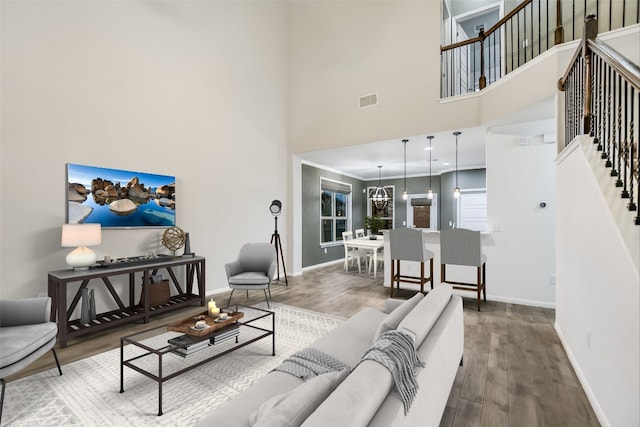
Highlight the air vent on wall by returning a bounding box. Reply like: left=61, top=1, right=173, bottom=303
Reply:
left=359, top=93, right=378, bottom=109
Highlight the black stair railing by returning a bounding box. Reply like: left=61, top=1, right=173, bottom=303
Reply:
left=441, top=0, right=639, bottom=98
left=558, top=15, right=640, bottom=225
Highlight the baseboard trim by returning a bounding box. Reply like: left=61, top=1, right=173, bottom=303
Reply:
left=486, top=294, right=555, bottom=309
left=301, top=259, right=343, bottom=273
left=554, top=322, right=610, bottom=427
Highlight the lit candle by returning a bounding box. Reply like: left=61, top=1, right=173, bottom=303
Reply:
left=208, top=299, right=220, bottom=317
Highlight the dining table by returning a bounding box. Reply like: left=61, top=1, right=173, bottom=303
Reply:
left=344, top=236, right=385, bottom=278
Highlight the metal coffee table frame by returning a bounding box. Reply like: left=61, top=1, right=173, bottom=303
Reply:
left=120, top=304, right=274, bottom=416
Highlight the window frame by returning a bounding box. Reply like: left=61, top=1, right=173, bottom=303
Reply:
left=319, top=178, right=352, bottom=248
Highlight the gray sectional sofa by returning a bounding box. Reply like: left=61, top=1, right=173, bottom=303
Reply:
left=197, top=283, right=464, bottom=427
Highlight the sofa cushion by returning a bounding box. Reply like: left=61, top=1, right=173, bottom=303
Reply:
left=397, top=283, right=452, bottom=346
left=374, top=293, right=424, bottom=339
left=302, top=360, right=394, bottom=426
left=310, top=307, right=386, bottom=367
left=249, top=369, right=350, bottom=427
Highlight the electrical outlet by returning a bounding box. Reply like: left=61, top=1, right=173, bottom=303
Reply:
left=323, top=248, right=327, bottom=254
left=492, top=223, right=502, bottom=232
left=550, top=274, right=556, bottom=286
left=402, top=221, right=406, bottom=226
left=37, top=292, right=47, bottom=298
left=522, top=38, right=529, bottom=48
left=585, top=328, right=591, bottom=348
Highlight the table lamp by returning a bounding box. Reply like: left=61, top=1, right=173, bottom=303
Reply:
left=61, top=223, right=102, bottom=270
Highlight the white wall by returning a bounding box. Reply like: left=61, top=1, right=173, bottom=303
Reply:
left=1, top=1, right=289, bottom=302
left=484, top=132, right=557, bottom=306
left=556, top=136, right=639, bottom=427
left=288, top=0, right=480, bottom=152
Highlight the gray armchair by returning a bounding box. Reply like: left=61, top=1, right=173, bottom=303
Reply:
left=0, top=297, right=62, bottom=423
left=225, top=242, right=277, bottom=308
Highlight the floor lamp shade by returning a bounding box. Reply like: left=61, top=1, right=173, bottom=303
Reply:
left=61, top=224, right=102, bottom=269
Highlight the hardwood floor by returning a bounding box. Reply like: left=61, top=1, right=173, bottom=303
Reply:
left=9, top=263, right=599, bottom=426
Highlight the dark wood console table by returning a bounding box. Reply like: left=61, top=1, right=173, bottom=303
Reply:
left=48, top=255, right=206, bottom=348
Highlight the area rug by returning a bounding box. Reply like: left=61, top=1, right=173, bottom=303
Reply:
left=2, top=303, right=344, bottom=426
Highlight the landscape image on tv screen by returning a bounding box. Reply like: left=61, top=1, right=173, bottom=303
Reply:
left=66, top=163, right=176, bottom=228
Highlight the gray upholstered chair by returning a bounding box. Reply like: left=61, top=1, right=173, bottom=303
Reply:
left=0, top=297, right=62, bottom=423
left=440, top=228, right=487, bottom=311
left=388, top=227, right=434, bottom=297
left=225, top=242, right=277, bottom=308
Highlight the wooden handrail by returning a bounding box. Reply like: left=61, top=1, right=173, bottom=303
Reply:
left=588, top=39, right=640, bottom=90
left=557, top=44, right=584, bottom=90
left=441, top=0, right=532, bottom=52
left=557, top=14, right=640, bottom=226
left=558, top=17, right=640, bottom=91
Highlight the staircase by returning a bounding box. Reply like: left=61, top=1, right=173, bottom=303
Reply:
left=558, top=15, right=640, bottom=231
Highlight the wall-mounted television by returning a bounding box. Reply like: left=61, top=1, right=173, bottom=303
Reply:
left=66, top=163, right=176, bottom=228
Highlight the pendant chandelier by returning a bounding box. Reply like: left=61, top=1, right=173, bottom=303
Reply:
left=372, top=165, right=390, bottom=209
left=402, top=139, right=408, bottom=201
left=453, top=131, right=461, bottom=199
left=426, top=135, right=434, bottom=200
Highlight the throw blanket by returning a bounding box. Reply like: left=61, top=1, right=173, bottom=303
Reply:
left=360, top=330, right=425, bottom=415
left=273, top=347, right=349, bottom=381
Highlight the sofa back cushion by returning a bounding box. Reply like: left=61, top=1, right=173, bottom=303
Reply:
left=249, top=369, right=350, bottom=427
left=302, top=360, right=394, bottom=426
left=373, top=293, right=424, bottom=340
left=397, top=284, right=452, bottom=346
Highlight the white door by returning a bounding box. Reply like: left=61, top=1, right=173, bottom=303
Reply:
left=457, top=191, right=487, bottom=232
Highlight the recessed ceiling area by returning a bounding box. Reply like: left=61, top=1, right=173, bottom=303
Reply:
left=298, top=97, right=556, bottom=181
left=300, top=126, right=488, bottom=181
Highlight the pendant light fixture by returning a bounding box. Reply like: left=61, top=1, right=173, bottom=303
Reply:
left=372, top=165, right=390, bottom=209
left=453, top=131, right=461, bottom=199
left=402, top=139, right=408, bottom=201
left=426, top=135, right=434, bottom=200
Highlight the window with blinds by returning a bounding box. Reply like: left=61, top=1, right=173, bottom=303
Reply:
left=320, top=178, right=352, bottom=245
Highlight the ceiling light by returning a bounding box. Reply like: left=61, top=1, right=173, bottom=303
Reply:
left=453, top=131, right=461, bottom=199
left=426, top=136, right=434, bottom=199
left=402, top=139, right=408, bottom=201
left=372, top=165, right=390, bottom=209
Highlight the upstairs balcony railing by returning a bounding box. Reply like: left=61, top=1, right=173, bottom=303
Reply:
left=441, top=0, right=639, bottom=98
left=559, top=15, right=640, bottom=225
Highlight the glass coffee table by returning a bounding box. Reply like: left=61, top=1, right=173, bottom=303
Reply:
left=119, top=304, right=274, bottom=416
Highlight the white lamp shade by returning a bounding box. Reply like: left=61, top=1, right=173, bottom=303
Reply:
left=61, top=224, right=102, bottom=247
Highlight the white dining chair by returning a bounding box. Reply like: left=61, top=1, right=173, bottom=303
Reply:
left=342, top=231, right=363, bottom=273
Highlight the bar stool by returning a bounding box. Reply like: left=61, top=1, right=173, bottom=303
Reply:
left=388, top=228, right=434, bottom=297
left=440, top=228, right=486, bottom=311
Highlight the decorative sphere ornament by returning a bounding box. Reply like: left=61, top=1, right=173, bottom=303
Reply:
left=162, top=226, right=186, bottom=254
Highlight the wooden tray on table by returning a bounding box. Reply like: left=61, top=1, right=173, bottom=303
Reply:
left=167, top=310, right=244, bottom=337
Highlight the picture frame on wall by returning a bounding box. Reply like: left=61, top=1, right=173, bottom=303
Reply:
left=66, top=163, right=176, bottom=229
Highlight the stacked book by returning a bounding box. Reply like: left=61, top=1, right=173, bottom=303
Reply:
left=210, top=324, right=240, bottom=345
left=168, top=334, right=210, bottom=357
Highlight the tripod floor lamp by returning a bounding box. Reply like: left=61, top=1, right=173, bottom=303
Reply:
left=269, top=200, right=288, bottom=286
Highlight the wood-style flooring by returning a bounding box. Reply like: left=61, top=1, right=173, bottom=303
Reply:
left=9, top=263, right=600, bottom=426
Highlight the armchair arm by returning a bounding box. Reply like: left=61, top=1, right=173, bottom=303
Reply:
left=267, top=260, right=277, bottom=283
left=224, top=260, right=242, bottom=279
left=0, top=297, right=51, bottom=327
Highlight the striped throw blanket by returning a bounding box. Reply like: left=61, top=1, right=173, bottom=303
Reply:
left=360, top=330, right=424, bottom=415
left=273, top=347, right=350, bottom=381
